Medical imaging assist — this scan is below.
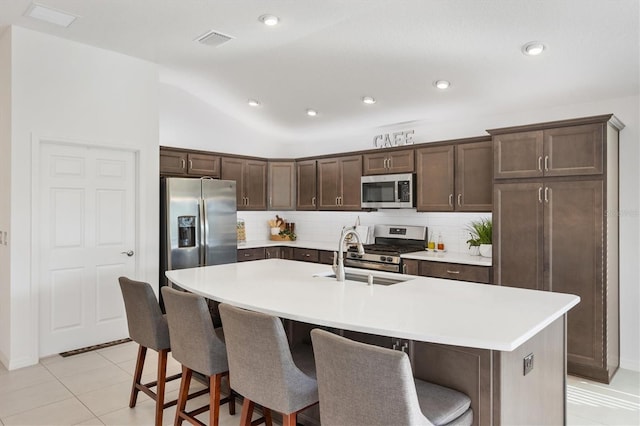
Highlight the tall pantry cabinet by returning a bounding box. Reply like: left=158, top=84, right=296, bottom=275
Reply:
left=490, top=115, right=623, bottom=383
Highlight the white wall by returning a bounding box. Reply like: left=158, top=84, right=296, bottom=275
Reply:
left=160, top=85, right=639, bottom=371
left=159, top=83, right=279, bottom=158
left=0, top=26, right=159, bottom=370
left=0, top=27, right=12, bottom=366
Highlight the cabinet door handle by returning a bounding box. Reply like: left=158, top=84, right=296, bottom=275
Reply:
left=266, top=251, right=271, bottom=258
left=269, top=197, right=272, bottom=207
left=544, top=187, right=549, bottom=203
left=448, top=194, right=453, bottom=207
left=544, top=155, right=549, bottom=171
left=538, top=187, right=543, bottom=203
left=181, top=159, right=186, bottom=169
left=305, top=253, right=310, bottom=257
left=189, top=159, right=193, bottom=170
left=336, top=196, right=339, bottom=206
left=312, top=196, right=316, bottom=206
left=538, top=156, right=543, bottom=171
left=446, top=270, right=460, bottom=274
left=457, top=193, right=462, bottom=206
left=244, top=253, right=251, bottom=257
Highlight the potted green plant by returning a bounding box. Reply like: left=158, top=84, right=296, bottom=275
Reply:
left=466, top=218, right=492, bottom=257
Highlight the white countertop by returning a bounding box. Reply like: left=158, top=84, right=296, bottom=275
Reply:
left=400, top=250, right=493, bottom=267
left=238, top=239, right=338, bottom=252
left=239, top=240, right=492, bottom=266
left=165, top=259, right=579, bottom=352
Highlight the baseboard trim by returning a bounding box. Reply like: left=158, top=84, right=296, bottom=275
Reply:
left=620, top=357, right=640, bottom=372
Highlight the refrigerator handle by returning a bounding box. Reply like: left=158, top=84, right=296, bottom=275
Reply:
left=199, top=199, right=206, bottom=266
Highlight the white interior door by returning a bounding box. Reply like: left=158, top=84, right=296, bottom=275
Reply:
left=39, top=142, right=137, bottom=356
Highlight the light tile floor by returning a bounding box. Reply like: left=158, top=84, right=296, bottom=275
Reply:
left=0, top=340, right=637, bottom=425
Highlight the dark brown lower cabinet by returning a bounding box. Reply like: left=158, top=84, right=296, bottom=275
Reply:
left=293, top=248, right=319, bottom=263
left=402, top=259, right=492, bottom=284
left=265, top=246, right=281, bottom=259
left=494, top=179, right=618, bottom=383
left=237, top=247, right=265, bottom=262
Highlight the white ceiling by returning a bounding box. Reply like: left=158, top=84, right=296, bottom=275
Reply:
left=1, top=0, right=638, bottom=141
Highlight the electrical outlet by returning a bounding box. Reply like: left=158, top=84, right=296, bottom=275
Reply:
left=523, top=353, right=534, bottom=375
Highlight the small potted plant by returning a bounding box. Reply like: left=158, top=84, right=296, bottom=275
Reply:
left=466, top=233, right=481, bottom=256
left=466, top=218, right=492, bottom=258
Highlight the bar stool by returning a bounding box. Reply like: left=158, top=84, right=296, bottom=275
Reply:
left=310, top=329, right=473, bottom=426
left=218, top=303, right=318, bottom=426
left=161, top=287, right=235, bottom=426
left=118, top=277, right=192, bottom=426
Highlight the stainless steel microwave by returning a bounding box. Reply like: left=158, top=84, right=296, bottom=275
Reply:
left=361, top=173, right=415, bottom=209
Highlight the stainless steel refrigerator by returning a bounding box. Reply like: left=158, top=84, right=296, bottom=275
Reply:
left=160, top=177, right=237, bottom=292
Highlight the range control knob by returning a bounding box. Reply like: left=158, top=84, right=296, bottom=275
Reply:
left=380, top=256, right=387, bottom=262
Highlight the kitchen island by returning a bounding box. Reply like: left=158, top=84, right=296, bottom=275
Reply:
left=166, top=259, right=580, bottom=425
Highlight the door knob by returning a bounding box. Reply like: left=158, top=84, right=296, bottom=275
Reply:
left=121, top=250, right=134, bottom=257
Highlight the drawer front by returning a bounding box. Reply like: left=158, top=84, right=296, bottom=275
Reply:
left=293, top=248, right=319, bottom=263
left=265, top=246, right=281, bottom=259
left=318, top=250, right=335, bottom=265
left=419, top=261, right=491, bottom=283
left=237, top=248, right=266, bottom=262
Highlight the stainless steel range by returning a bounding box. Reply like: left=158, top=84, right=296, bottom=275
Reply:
left=345, top=225, right=427, bottom=273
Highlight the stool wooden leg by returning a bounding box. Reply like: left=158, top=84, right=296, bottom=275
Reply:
left=263, top=408, right=273, bottom=426
left=240, top=398, right=255, bottom=426
left=281, top=413, right=296, bottom=426
left=175, top=366, right=192, bottom=426
left=210, top=374, right=222, bottom=426
left=155, top=348, right=169, bottom=426
left=226, top=373, right=235, bottom=415
left=130, top=345, right=147, bottom=408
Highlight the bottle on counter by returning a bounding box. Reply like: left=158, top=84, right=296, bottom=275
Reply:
left=427, top=236, right=435, bottom=250
left=437, top=233, right=445, bottom=251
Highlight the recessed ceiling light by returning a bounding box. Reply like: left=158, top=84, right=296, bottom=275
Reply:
left=433, top=80, right=451, bottom=90
left=362, top=96, right=376, bottom=105
left=259, top=14, right=280, bottom=26
left=248, top=99, right=261, bottom=107
left=25, top=3, right=77, bottom=27
left=522, top=41, right=546, bottom=56
left=306, top=109, right=318, bottom=117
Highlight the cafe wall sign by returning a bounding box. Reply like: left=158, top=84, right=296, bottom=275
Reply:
left=372, top=129, right=415, bottom=148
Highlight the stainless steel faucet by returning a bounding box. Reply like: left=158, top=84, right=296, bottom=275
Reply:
left=333, top=227, right=365, bottom=281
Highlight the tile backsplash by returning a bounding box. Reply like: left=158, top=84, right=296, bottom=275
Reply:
left=239, top=209, right=491, bottom=254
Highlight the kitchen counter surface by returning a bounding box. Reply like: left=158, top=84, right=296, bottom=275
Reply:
left=238, top=239, right=337, bottom=252
left=166, top=259, right=578, bottom=352
left=401, top=250, right=493, bottom=267
left=239, top=240, right=492, bottom=266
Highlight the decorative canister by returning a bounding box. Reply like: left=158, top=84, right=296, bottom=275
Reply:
left=237, top=219, right=246, bottom=242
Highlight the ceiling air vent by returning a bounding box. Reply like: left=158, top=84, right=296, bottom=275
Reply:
left=195, top=30, right=234, bottom=47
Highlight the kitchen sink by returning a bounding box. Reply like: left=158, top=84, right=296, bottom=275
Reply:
left=313, top=271, right=409, bottom=286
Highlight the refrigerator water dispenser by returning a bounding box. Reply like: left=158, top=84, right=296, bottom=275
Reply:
left=178, top=216, right=196, bottom=247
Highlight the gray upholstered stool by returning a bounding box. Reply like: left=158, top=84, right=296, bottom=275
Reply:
left=118, top=277, right=195, bottom=426
left=311, top=329, right=473, bottom=426
left=161, top=287, right=235, bottom=426
left=218, top=303, right=318, bottom=426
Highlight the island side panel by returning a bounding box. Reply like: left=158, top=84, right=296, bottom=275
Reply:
left=496, top=315, right=566, bottom=425
left=412, top=343, right=494, bottom=426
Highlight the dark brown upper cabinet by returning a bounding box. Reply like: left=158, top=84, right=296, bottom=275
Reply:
left=268, top=161, right=296, bottom=210
left=296, top=160, right=317, bottom=210
left=415, top=140, right=492, bottom=212
left=492, top=123, right=604, bottom=179
left=317, top=155, right=362, bottom=210
left=221, top=157, right=267, bottom=210
left=362, top=149, right=414, bottom=175
left=160, top=148, right=220, bottom=178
